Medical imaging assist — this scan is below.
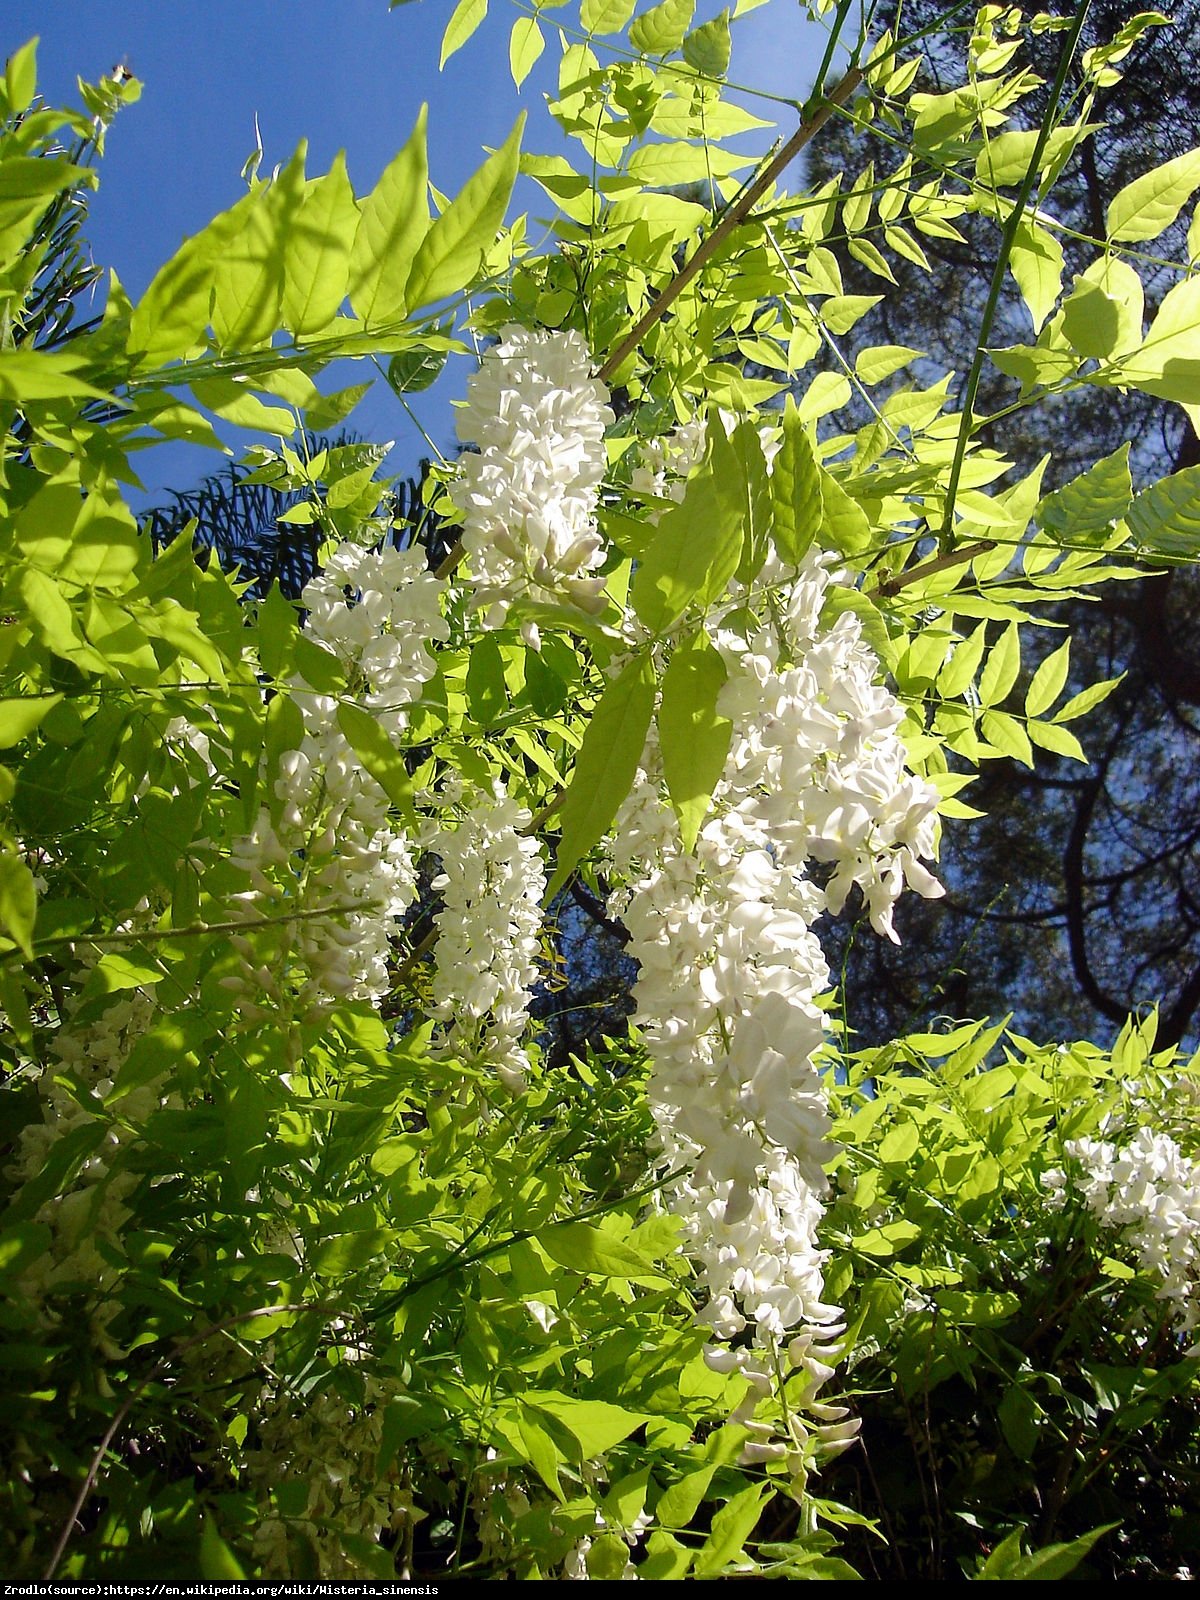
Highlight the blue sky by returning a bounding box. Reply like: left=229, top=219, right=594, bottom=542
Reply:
left=7, top=1, right=828, bottom=498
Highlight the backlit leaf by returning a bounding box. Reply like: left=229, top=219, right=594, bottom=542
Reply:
left=1107, top=149, right=1200, bottom=242
left=282, top=153, right=359, bottom=336
left=547, top=652, right=655, bottom=896
left=1024, top=638, right=1071, bottom=717
left=509, top=17, right=545, bottom=86
left=772, top=399, right=823, bottom=564
left=350, top=107, right=429, bottom=326
left=406, top=113, right=524, bottom=308
left=441, top=0, right=488, bottom=65
left=658, top=628, right=731, bottom=851
left=629, top=0, right=695, bottom=54
left=682, top=9, right=731, bottom=76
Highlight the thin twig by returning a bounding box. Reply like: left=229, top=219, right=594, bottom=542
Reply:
left=868, top=539, right=997, bottom=598
left=938, top=3, right=1093, bottom=547
left=44, top=1303, right=339, bottom=1579
left=596, top=67, right=864, bottom=386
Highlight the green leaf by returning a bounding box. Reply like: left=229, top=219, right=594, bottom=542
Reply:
left=191, top=377, right=294, bottom=435
left=588, top=1534, right=633, bottom=1580
left=974, top=125, right=1089, bottom=188
left=658, top=628, right=732, bottom=851
left=657, top=1464, right=717, bottom=1529
left=1008, top=1523, right=1118, bottom=1581
left=310, top=1227, right=397, bottom=1277
left=547, top=652, right=655, bottom=896
left=199, top=1520, right=245, bottom=1581
left=5, top=39, right=38, bottom=117
left=128, top=225, right=220, bottom=365
left=1115, top=275, right=1200, bottom=404
left=1107, top=149, right=1200, bottom=242
left=1126, top=462, right=1200, bottom=559
left=1027, top=718, right=1087, bottom=762
left=1008, top=219, right=1063, bottom=335
left=350, top=107, right=429, bottom=326
left=0, top=849, right=36, bottom=958
left=517, top=1407, right=566, bottom=1502
left=978, top=622, right=1020, bottom=706
left=629, top=0, right=696, bottom=55
left=524, top=1390, right=650, bottom=1456
left=999, top=1384, right=1040, bottom=1462
left=818, top=470, right=872, bottom=556
left=641, top=1530, right=694, bottom=1580
left=15, top=483, right=140, bottom=594
left=110, top=1013, right=210, bottom=1103
left=283, top=153, right=359, bottom=336
left=337, top=702, right=418, bottom=821
left=848, top=236, right=897, bottom=284
left=631, top=455, right=743, bottom=632
left=602, top=1467, right=651, bottom=1534
left=877, top=1119, right=920, bottom=1164
left=406, top=113, right=524, bottom=309
left=1053, top=675, right=1122, bottom=723
left=1037, top=445, right=1132, bottom=543
left=210, top=178, right=290, bottom=349
left=582, top=0, right=638, bottom=34
left=465, top=633, right=508, bottom=726
left=509, top=17, right=545, bottom=87
left=0, top=694, right=62, bottom=749
left=441, top=0, right=489, bottom=66
left=979, top=1527, right=1025, bottom=1579
left=387, top=341, right=450, bottom=394
left=4, top=1121, right=106, bottom=1223
left=682, top=9, right=731, bottom=76
left=854, top=344, right=923, bottom=385
left=538, top=1218, right=658, bottom=1279
left=0, top=1221, right=51, bottom=1282
left=1062, top=277, right=1122, bottom=360
left=938, top=624, right=986, bottom=698
left=981, top=710, right=1033, bottom=766
left=713, top=418, right=771, bottom=581
left=304, top=380, right=372, bottom=430
left=693, top=1481, right=771, bottom=1577
left=626, top=142, right=750, bottom=187
left=0, top=348, right=111, bottom=403
left=1025, top=638, right=1071, bottom=717
left=772, top=400, right=823, bottom=564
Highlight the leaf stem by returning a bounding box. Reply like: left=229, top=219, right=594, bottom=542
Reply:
left=938, top=1, right=1094, bottom=548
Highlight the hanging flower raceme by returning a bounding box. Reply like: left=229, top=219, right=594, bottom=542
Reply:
left=226, top=540, right=447, bottom=1017
left=426, top=778, right=547, bottom=1095
left=451, top=326, right=614, bottom=627
left=608, top=488, right=945, bottom=1464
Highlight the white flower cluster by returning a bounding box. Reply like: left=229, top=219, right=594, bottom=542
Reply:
left=226, top=542, right=446, bottom=1016
left=1045, top=1124, right=1200, bottom=1337
left=243, top=1372, right=414, bottom=1578
left=452, top=326, right=614, bottom=626
left=609, top=533, right=943, bottom=1459
left=628, top=414, right=707, bottom=507
left=427, top=779, right=547, bottom=1094
left=299, top=541, right=448, bottom=742
left=10, top=957, right=168, bottom=1343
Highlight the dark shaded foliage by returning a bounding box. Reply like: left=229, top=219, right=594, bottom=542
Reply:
left=142, top=444, right=445, bottom=598
left=807, top=0, right=1200, bottom=1050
